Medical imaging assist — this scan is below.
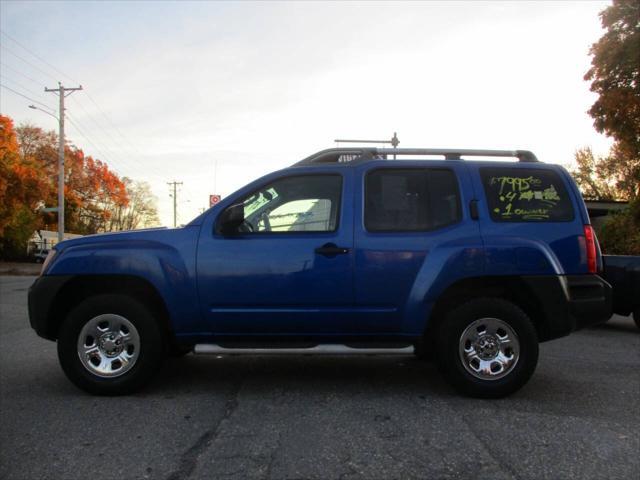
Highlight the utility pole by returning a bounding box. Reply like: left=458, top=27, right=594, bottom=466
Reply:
left=45, top=83, right=83, bottom=243
left=167, top=181, right=183, bottom=227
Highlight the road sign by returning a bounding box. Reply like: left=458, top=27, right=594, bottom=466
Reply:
left=209, top=194, right=221, bottom=207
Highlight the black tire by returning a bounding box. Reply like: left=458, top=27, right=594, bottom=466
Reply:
left=634, top=308, right=640, bottom=330
left=57, top=294, right=166, bottom=395
left=435, top=298, right=539, bottom=398
left=413, top=341, right=433, bottom=362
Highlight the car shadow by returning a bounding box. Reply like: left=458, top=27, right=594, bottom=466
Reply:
left=591, top=316, right=638, bottom=334
left=144, top=354, right=453, bottom=397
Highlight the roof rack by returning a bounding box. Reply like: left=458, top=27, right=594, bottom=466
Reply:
left=294, top=147, right=539, bottom=165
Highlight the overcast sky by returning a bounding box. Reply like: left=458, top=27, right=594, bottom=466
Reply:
left=0, top=0, right=612, bottom=227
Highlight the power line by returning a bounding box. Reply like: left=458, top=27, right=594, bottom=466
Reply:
left=82, top=91, right=148, bottom=160
left=0, top=74, right=52, bottom=105
left=2, top=32, right=183, bottom=215
left=0, top=30, right=78, bottom=84
left=0, top=83, right=56, bottom=113
left=0, top=77, right=152, bottom=180
left=68, top=96, right=163, bottom=180
left=1, top=31, right=163, bottom=183
left=0, top=45, right=60, bottom=83
left=66, top=113, right=155, bottom=182
left=0, top=62, right=43, bottom=88
left=65, top=113, right=131, bottom=175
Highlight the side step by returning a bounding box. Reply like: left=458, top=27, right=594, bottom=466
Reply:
left=193, top=344, right=415, bottom=356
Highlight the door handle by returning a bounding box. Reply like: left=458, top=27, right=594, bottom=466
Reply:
left=315, top=243, right=349, bottom=256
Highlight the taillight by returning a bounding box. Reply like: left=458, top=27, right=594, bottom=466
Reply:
left=583, top=225, right=597, bottom=273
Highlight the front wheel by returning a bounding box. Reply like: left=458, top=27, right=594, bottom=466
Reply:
left=436, top=298, right=539, bottom=398
left=57, top=294, right=165, bottom=395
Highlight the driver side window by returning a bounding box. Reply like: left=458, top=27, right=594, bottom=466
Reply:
left=233, top=175, right=342, bottom=234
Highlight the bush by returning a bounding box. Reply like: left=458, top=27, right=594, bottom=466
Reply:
left=598, top=198, right=640, bottom=255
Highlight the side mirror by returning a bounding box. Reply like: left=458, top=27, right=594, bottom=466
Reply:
left=216, top=204, right=245, bottom=236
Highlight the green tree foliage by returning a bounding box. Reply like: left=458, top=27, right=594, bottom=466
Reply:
left=598, top=197, right=640, bottom=255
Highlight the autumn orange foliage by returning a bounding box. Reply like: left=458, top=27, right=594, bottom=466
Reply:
left=1, top=114, right=132, bottom=258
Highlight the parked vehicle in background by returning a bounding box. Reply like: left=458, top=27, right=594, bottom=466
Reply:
left=28, top=147, right=612, bottom=398
left=602, top=255, right=640, bottom=329
left=33, top=249, right=50, bottom=264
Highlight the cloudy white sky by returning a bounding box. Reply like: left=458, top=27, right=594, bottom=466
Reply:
left=0, top=0, right=612, bottom=227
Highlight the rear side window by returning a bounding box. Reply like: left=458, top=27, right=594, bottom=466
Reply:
left=365, top=168, right=461, bottom=232
left=480, top=168, right=574, bottom=222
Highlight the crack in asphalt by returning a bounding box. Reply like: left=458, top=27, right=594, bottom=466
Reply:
left=337, top=452, right=359, bottom=480
left=166, top=381, right=243, bottom=480
left=262, top=430, right=281, bottom=480
left=461, top=413, right=520, bottom=480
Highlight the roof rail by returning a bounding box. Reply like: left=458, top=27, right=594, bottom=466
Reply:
left=294, top=148, right=539, bottom=165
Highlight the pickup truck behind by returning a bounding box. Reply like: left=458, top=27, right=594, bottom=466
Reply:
left=603, top=255, right=640, bottom=328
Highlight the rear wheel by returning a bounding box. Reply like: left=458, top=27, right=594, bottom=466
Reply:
left=57, top=294, right=165, bottom=395
left=436, top=298, right=538, bottom=398
left=634, top=308, right=640, bottom=330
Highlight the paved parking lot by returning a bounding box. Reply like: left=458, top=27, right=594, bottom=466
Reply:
left=1, top=275, right=638, bottom=480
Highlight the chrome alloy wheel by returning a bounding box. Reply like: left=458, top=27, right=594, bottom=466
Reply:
left=77, top=314, right=140, bottom=378
left=458, top=317, right=520, bottom=381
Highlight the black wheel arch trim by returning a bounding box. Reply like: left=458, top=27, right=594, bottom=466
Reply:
left=427, top=274, right=612, bottom=343
left=28, top=274, right=175, bottom=342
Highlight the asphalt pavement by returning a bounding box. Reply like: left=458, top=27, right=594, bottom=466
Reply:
left=1, top=275, right=638, bottom=480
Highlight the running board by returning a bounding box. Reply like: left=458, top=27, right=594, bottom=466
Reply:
left=193, top=344, right=415, bottom=356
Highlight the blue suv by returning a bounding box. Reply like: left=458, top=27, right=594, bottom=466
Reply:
left=28, top=147, right=612, bottom=397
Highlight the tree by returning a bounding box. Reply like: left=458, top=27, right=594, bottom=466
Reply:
left=599, top=197, right=640, bottom=255
left=570, top=147, right=624, bottom=200
left=583, top=0, right=640, bottom=199
left=577, top=1, right=640, bottom=255
left=1, top=116, right=150, bottom=259
left=585, top=0, right=640, bottom=157
left=0, top=116, right=53, bottom=258
left=108, top=179, right=159, bottom=231
left=64, top=147, right=130, bottom=234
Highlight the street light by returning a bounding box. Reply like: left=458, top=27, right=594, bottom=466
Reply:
left=29, top=104, right=58, bottom=121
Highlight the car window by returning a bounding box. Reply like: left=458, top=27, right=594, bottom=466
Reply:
left=480, top=167, right=574, bottom=222
left=240, top=175, right=342, bottom=233
left=260, top=198, right=334, bottom=232
left=365, top=168, right=461, bottom=232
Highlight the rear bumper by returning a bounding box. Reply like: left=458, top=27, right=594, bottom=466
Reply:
left=522, top=274, right=612, bottom=341
left=565, top=275, right=612, bottom=330
left=28, top=275, right=73, bottom=340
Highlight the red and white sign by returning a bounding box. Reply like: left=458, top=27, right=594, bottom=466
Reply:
left=209, top=194, right=221, bottom=207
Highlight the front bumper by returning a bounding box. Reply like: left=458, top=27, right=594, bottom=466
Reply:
left=28, top=275, right=73, bottom=341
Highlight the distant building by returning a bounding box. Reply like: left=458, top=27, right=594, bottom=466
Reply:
left=28, top=230, right=83, bottom=253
